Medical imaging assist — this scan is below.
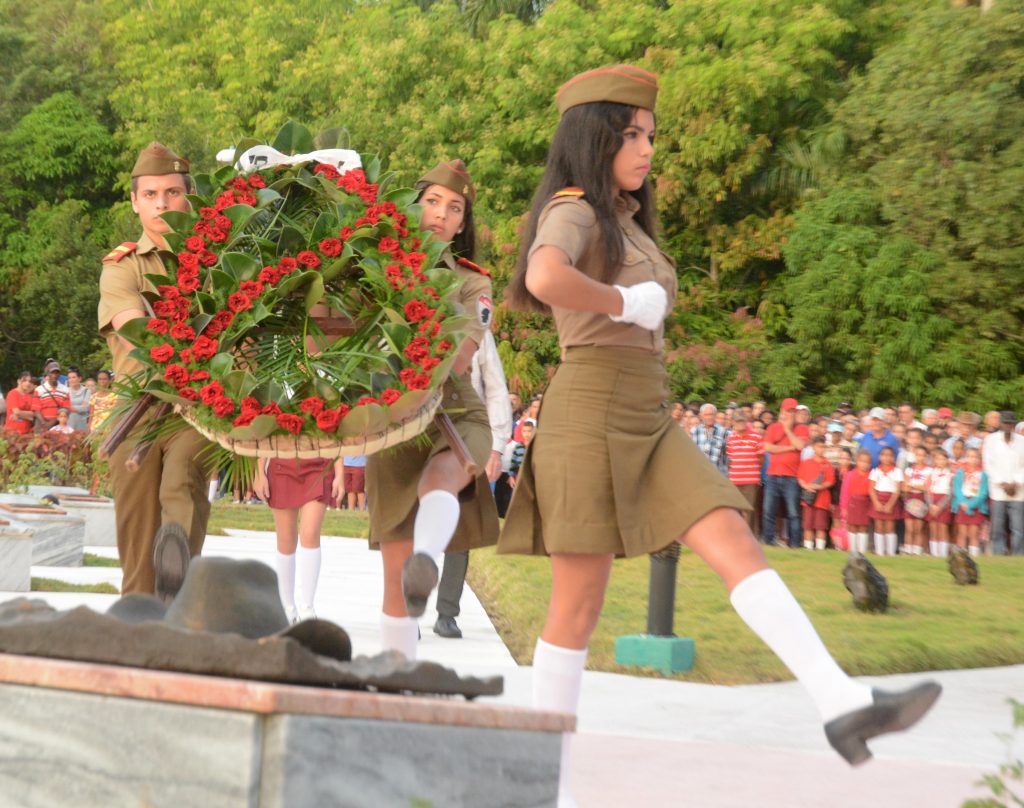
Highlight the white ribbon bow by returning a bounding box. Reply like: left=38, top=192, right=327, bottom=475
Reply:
left=215, top=144, right=362, bottom=174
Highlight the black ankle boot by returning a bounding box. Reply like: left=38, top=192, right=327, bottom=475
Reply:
left=824, top=681, right=942, bottom=765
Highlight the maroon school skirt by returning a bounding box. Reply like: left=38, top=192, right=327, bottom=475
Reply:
left=954, top=507, right=987, bottom=526
left=266, top=458, right=335, bottom=510
left=926, top=499, right=952, bottom=524
left=868, top=491, right=903, bottom=521
left=801, top=505, right=830, bottom=531
left=904, top=492, right=927, bottom=521
left=847, top=494, right=871, bottom=526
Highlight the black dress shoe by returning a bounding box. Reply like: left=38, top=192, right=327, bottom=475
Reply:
left=433, top=615, right=463, bottom=639
left=402, top=553, right=438, bottom=618
left=824, top=682, right=942, bottom=766
left=152, top=522, right=191, bottom=605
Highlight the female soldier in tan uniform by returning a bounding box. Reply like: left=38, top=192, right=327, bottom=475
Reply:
left=500, top=66, right=940, bottom=806
left=365, top=160, right=499, bottom=660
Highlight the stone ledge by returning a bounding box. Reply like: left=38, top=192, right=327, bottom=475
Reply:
left=0, top=652, right=574, bottom=733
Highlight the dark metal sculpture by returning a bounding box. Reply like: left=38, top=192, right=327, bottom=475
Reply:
left=948, top=546, right=979, bottom=586
left=842, top=552, right=889, bottom=613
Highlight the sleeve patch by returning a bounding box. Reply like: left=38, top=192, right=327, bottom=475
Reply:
left=102, top=242, right=138, bottom=263
left=477, top=295, right=493, bottom=328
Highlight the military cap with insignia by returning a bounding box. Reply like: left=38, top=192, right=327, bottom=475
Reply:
left=556, top=64, right=659, bottom=115
left=416, top=159, right=476, bottom=204
left=131, top=142, right=190, bottom=178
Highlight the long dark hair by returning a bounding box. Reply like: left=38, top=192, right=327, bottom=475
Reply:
left=415, top=186, right=476, bottom=262
left=506, top=102, right=658, bottom=313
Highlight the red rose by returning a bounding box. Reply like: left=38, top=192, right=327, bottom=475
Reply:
left=232, top=412, right=257, bottom=427
left=248, top=174, right=266, bottom=189
left=421, top=357, right=440, bottom=371
left=179, top=387, right=200, bottom=402
left=338, top=226, right=354, bottom=241
left=214, top=215, right=232, bottom=231
left=300, top=397, right=325, bottom=417
left=380, top=388, right=401, bottom=405
left=276, top=413, right=304, bottom=434
left=229, top=177, right=249, bottom=191
left=198, top=250, right=218, bottom=267
left=190, top=370, right=210, bottom=381
left=318, top=238, right=343, bottom=257
left=169, top=323, right=196, bottom=342
left=212, top=396, right=236, bottom=418
left=163, top=363, right=190, bottom=388
left=403, top=337, right=431, bottom=364
left=258, top=266, right=280, bottom=285
left=436, top=340, right=452, bottom=355
left=228, top=293, right=252, bottom=312
left=215, top=190, right=236, bottom=210
left=378, top=237, right=400, bottom=254
left=418, top=320, right=441, bottom=337
left=178, top=275, right=200, bottom=294
left=241, top=396, right=262, bottom=414
left=399, top=368, right=418, bottom=386
left=191, top=336, right=218, bottom=361
left=185, top=236, right=206, bottom=252
left=200, top=381, right=224, bottom=405
left=314, top=164, right=340, bottom=180
left=403, top=300, right=429, bottom=323
left=200, top=207, right=217, bottom=220
left=207, top=228, right=228, bottom=244
left=357, top=396, right=379, bottom=407
left=407, top=373, right=431, bottom=390
left=261, top=402, right=283, bottom=417
left=193, top=221, right=210, bottom=236
left=422, top=286, right=439, bottom=300
left=238, top=193, right=257, bottom=206
left=174, top=297, right=190, bottom=322
left=315, top=407, right=341, bottom=432
left=179, top=349, right=192, bottom=364
left=147, top=318, right=169, bottom=335
left=402, top=252, right=426, bottom=271
left=296, top=251, right=321, bottom=269
left=177, top=251, right=200, bottom=269
left=278, top=257, right=297, bottom=274
left=337, top=403, right=351, bottom=419
left=239, top=280, right=265, bottom=298
left=149, top=343, right=175, bottom=363
left=408, top=238, right=422, bottom=251
left=158, top=285, right=180, bottom=300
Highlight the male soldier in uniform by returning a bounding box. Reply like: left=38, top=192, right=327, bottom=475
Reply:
left=98, top=142, right=213, bottom=600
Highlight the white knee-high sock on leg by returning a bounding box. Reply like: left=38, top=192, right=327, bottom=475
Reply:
left=533, top=639, right=587, bottom=808
left=730, top=569, right=872, bottom=722
left=380, top=612, right=419, bottom=661
left=858, top=533, right=870, bottom=554
left=275, top=551, right=296, bottom=610
left=412, top=490, right=461, bottom=561
left=295, top=545, right=321, bottom=610
left=872, top=533, right=884, bottom=555
left=886, top=533, right=898, bottom=556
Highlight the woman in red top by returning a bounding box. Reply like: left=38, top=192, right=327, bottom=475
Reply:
left=798, top=437, right=835, bottom=550
left=3, top=372, right=37, bottom=434
left=841, top=450, right=873, bottom=555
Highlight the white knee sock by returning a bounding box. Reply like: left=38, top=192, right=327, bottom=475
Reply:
left=275, top=551, right=296, bottom=610
left=969, top=544, right=979, bottom=557
left=886, top=533, right=898, bottom=556
left=815, top=537, right=826, bottom=551
left=533, top=639, right=587, bottom=808
left=858, top=533, right=870, bottom=554
left=730, top=569, right=872, bottom=723
left=380, top=612, right=419, bottom=660
left=938, top=541, right=949, bottom=557
left=295, top=545, right=321, bottom=610
left=929, top=540, right=937, bottom=556
left=413, top=490, right=461, bottom=561
left=872, top=533, right=884, bottom=555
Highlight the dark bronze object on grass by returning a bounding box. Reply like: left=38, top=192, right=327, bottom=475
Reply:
left=842, top=553, right=889, bottom=613
left=948, top=546, right=979, bottom=585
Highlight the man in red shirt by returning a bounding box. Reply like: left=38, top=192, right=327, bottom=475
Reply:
left=33, top=359, right=70, bottom=429
left=762, top=397, right=810, bottom=547
left=4, top=372, right=37, bottom=434
left=726, top=413, right=764, bottom=533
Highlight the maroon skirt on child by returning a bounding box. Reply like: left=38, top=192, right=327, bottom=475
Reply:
left=868, top=491, right=903, bottom=521
left=903, top=491, right=927, bottom=521
left=266, top=458, right=335, bottom=510
left=954, top=507, right=987, bottom=526
left=926, top=498, right=952, bottom=524
left=847, top=494, right=871, bottom=526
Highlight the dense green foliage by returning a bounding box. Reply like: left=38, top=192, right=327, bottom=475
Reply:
left=1, top=0, right=1020, bottom=409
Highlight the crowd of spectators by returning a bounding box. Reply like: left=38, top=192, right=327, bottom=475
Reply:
left=2, top=359, right=117, bottom=437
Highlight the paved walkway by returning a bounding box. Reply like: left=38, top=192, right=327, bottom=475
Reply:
left=7, top=531, right=1022, bottom=807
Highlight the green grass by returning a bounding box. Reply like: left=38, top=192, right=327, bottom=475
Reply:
left=83, top=552, right=121, bottom=567
left=206, top=500, right=370, bottom=538
left=31, top=578, right=119, bottom=594
left=467, top=547, right=1024, bottom=685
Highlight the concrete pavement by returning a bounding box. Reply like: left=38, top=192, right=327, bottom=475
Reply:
left=7, top=530, right=1021, bottom=807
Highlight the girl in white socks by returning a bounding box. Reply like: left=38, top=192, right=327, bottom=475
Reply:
left=869, top=446, right=904, bottom=556
left=926, top=448, right=954, bottom=557
left=253, top=457, right=343, bottom=622
left=498, top=65, right=940, bottom=808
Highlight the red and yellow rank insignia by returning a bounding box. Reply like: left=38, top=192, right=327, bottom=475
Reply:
left=102, top=242, right=138, bottom=263
left=552, top=187, right=585, bottom=199
left=456, top=257, right=491, bottom=277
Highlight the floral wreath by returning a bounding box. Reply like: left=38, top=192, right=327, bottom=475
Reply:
left=114, top=123, right=469, bottom=457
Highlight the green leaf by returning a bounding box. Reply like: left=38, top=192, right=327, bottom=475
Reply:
left=386, top=390, right=433, bottom=424
left=313, top=127, right=347, bottom=150
left=145, top=387, right=191, bottom=406
left=311, top=212, right=338, bottom=244
left=313, top=376, right=342, bottom=404
left=271, top=121, right=314, bottom=156
left=221, top=252, right=261, bottom=282
left=364, top=154, right=382, bottom=184
left=339, top=402, right=388, bottom=437
left=221, top=204, right=258, bottom=233
left=250, top=378, right=287, bottom=405
left=194, top=174, right=216, bottom=199
left=320, top=256, right=352, bottom=284
left=191, top=313, right=214, bottom=335
left=195, top=292, right=218, bottom=315
left=304, top=274, right=326, bottom=313
left=255, top=188, right=281, bottom=208
left=143, top=273, right=171, bottom=291
left=209, top=352, right=234, bottom=378
left=276, top=269, right=318, bottom=298
left=228, top=414, right=279, bottom=441
left=382, top=187, right=419, bottom=209
left=160, top=210, right=193, bottom=234
left=222, top=369, right=253, bottom=399
left=211, top=270, right=236, bottom=297
left=115, top=317, right=152, bottom=346
left=278, top=225, right=305, bottom=257
left=380, top=322, right=412, bottom=354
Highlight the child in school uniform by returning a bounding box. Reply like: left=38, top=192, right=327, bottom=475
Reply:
left=902, top=445, right=932, bottom=555
left=869, top=446, right=904, bottom=556
left=830, top=447, right=854, bottom=551
left=842, top=449, right=873, bottom=555
left=926, top=448, right=954, bottom=557
left=798, top=436, right=836, bottom=550
left=952, top=447, right=989, bottom=557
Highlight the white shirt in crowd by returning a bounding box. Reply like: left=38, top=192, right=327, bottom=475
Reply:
left=869, top=465, right=904, bottom=493
left=928, top=468, right=953, bottom=497
left=470, top=330, right=513, bottom=455
left=982, top=431, right=1024, bottom=502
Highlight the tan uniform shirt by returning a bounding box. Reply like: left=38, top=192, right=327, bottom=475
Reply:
left=529, top=194, right=677, bottom=354
left=442, top=253, right=493, bottom=349
left=98, top=233, right=166, bottom=379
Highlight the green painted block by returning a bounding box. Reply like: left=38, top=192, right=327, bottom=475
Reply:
left=614, top=634, right=695, bottom=674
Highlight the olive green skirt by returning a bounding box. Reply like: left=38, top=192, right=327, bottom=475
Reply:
left=497, top=345, right=750, bottom=558
left=366, top=372, right=499, bottom=552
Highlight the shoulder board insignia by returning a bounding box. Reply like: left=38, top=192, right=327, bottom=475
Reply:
left=552, top=187, right=585, bottom=199
left=456, top=257, right=491, bottom=277
left=102, top=242, right=138, bottom=263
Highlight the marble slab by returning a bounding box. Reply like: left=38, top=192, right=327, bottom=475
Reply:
left=0, top=524, right=32, bottom=591
left=0, top=494, right=83, bottom=566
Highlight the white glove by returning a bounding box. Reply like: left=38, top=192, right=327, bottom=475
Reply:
left=609, top=282, right=668, bottom=330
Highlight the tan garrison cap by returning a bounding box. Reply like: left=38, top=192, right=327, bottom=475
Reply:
left=131, top=142, right=190, bottom=178
left=556, top=64, right=659, bottom=115
left=416, top=159, right=476, bottom=204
